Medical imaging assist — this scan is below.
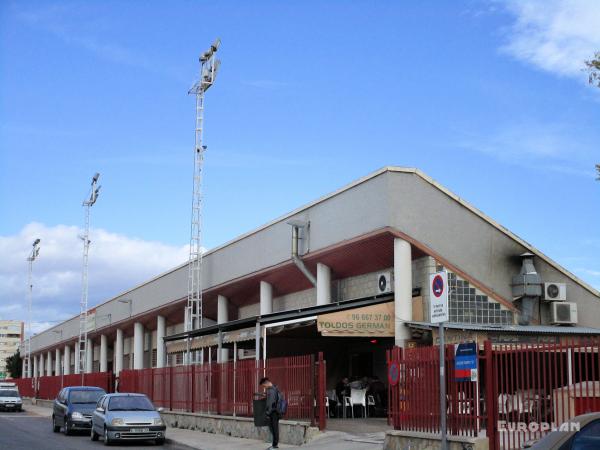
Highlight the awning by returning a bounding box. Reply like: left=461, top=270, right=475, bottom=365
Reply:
left=166, top=326, right=257, bottom=354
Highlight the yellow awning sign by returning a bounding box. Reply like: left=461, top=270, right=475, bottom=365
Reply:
left=317, top=301, right=395, bottom=337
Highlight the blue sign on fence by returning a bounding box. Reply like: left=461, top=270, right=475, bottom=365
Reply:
left=454, top=342, right=478, bottom=382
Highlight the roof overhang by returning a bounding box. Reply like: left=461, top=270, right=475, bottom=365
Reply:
left=164, top=293, right=394, bottom=342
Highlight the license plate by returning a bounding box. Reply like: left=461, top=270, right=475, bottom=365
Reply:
left=5, top=405, right=14, bottom=408
left=130, top=428, right=149, bottom=433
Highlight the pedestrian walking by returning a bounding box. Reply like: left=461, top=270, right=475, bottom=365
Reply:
left=260, top=377, right=280, bottom=449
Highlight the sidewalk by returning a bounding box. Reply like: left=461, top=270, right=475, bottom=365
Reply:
left=23, top=403, right=384, bottom=449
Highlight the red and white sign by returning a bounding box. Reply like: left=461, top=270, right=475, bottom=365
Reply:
left=429, top=271, right=449, bottom=323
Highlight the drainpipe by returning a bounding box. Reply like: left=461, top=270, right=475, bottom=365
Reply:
left=289, top=222, right=317, bottom=286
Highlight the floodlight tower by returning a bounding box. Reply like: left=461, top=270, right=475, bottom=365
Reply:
left=78, top=173, right=101, bottom=378
left=185, top=39, right=221, bottom=365
left=25, top=239, right=41, bottom=378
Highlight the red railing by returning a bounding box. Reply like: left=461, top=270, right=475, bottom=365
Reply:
left=491, top=337, right=600, bottom=450
left=119, top=353, right=326, bottom=429
left=13, top=377, right=35, bottom=398
left=13, top=372, right=113, bottom=400
left=388, top=338, right=600, bottom=450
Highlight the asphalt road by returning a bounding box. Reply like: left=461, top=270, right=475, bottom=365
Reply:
left=0, top=409, right=194, bottom=450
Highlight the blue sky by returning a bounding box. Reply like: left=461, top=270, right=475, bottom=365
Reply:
left=1, top=1, right=599, bottom=329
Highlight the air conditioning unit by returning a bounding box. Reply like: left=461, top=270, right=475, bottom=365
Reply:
left=377, top=272, right=392, bottom=294
left=550, top=302, right=577, bottom=325
left=543, top=282, right=567, bottom=301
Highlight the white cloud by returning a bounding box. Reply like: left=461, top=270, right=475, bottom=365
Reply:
left=455, top=121, right=597, bottom=178
left=0, top=223, right=188, bottom=336
left=500, top=0, right=600, bottom=80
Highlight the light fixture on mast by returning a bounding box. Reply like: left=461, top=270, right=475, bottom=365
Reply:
left=25, top=238, right=41, bottom=379
left=185, top=39, right=221, bottom=366
left=78, top=173, right=101, bottom=380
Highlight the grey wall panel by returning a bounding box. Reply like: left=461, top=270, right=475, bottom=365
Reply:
left=387, top=172, right=599, bottom=327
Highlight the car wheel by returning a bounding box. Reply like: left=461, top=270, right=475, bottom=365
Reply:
left=103, top=427, right=111, bottom=446
left=52, top=415, right=60, bottom=433
left=91, top=427, right=99, bottom=441
left=155, top=438, right=165, bottom=445
left=63, top=419, right=71, bottom=436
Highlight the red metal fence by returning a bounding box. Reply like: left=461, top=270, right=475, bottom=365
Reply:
left=387, top=344, right=487, bottom=438
left=119, top=352, right=327, bottom=429
left=13, top=372, right=113, bottom=400
left=491, top=337, right=600, bottom=450
left=388, top=338, right=600, bottom=450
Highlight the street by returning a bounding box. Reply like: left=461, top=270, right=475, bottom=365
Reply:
left=0, top=410, right=193, bottom=450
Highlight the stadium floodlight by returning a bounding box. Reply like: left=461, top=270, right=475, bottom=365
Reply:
left=25, top=239, right=41, bottom=378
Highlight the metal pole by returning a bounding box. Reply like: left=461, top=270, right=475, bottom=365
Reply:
left=185, top=39, right=220, bottom=366
left=26, top=258, right=33, bottom=378
left=78, top=173, right=100, bottom=383
left=25, top=239, right=40, bottom=379
left=439, top=323, right=447, bottom=450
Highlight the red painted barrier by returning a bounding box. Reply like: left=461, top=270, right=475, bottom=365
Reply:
left=118, top=353, right=326, bottom=428
left=388, top=338, right=600, bottom=450
left=13, top=372, right=113, bottom=400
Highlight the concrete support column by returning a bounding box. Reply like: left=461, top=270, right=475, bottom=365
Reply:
left=316, top=262, right=332, bottom=306
left=46, top=351, right=53, bottom=376
left=145, top=330, right=153, bottom=368
left=100, top=335, right=108, bottom=373
left=74, top=344, right=80, bottom=374
left=217, top=295, right=229, bottom=362
left=22, top=359, right=26, bottom=378
left=394, top=238, right=413, bottom=347
left=133, top=322, right=144, bottom=370
left=114, top=329, right=124, bottom=376
left=39, top=353, right=44, bottom=378
left=33, top=355, right=38, bottom=379
left=63, top=345, right=71, bottom=375
left=156, top=316, right=166, bottom=369
left=85, top=338, right=93, bottom=373
left=55, top=348, right=61, bottom=376
left=260, top=281, right=273, bottom=315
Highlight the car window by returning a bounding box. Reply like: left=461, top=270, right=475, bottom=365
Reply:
left=571, top=419, right=600, bottom=450
left=68, top=389, right=106, bottom=404
left=96, top=395, right=105, bottom=408
left=0, top=390, right=19, bottom=397
left=102, top=396, right=109, bottom=410
left=108, top=396, right=155, bottom=411
left=57, top=389, right=63, bottom=401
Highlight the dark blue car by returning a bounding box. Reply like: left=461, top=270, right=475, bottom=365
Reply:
left=52, top=386, right=106, bottom=435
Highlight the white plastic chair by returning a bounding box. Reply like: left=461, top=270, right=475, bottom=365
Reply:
left=324, top=396, right=330, bottom=418
left=367, top=394, right=376, bottom=417
left=351, top=388, right=367, bottom=418
left=343, top=396, right=353, bottom=418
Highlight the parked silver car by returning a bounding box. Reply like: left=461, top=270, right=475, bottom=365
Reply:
left=0, top=388, right=22, bottom=412
left=91, top=393, right=166, bottom=445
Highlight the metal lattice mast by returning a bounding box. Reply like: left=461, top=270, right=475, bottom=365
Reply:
left=185, top=39, right=221, bottom=365
left=78, top=173, right=100, bottom=378
left=25, top=239, right=40, bottom=378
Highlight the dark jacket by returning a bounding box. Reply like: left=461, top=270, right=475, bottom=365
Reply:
left=265, top=385, right=278, bottom=415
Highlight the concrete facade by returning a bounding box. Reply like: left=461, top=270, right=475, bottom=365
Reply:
left=21, top=167, right=600, bottom=374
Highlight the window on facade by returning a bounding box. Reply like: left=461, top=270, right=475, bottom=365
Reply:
left=447, top=272, right=514, bottom=325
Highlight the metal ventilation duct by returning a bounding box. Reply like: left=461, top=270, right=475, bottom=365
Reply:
left=511, top=252, right=542, bottom=325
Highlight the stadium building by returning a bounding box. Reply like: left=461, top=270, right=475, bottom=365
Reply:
left=22, top=167, right=600, bottom=386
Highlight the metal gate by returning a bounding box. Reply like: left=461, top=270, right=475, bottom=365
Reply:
left=388, top=338, right=600, bottom=450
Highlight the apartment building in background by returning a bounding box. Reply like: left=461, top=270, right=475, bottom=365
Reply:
left=0, top=320, right=24, bottom=379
